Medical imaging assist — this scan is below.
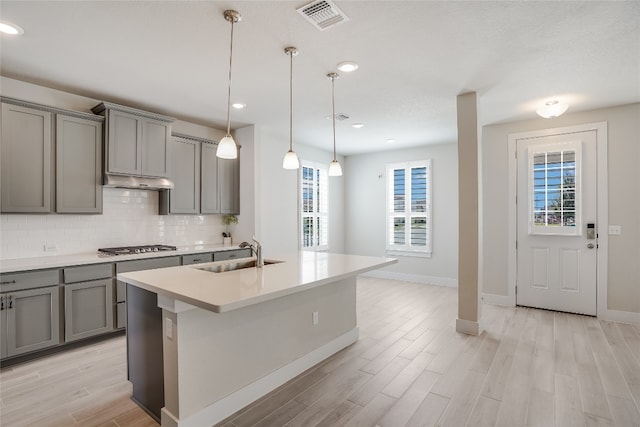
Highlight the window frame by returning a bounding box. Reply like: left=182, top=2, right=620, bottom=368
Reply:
left=299, top=160, right=329, bottom=251
left=386, top=159, right=432, bottom=258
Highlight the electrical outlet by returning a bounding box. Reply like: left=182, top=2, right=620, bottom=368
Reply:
left=608, top=225, right=622, bottom=235
left=43, top=244, right=58, bottom=252
left=166, top=318, right=173, bottom=339
left=312, top=311, right=319, bottom=326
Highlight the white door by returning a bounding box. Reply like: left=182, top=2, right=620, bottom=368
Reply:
left=516, top=130, right=597, bottom=315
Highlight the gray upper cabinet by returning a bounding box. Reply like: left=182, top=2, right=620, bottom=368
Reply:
left=56, top=114, right=103, bottom=213
left=161, top=136, right=201, bottom=214
left=218, top=156, right=240, bottom=215
left=200, top=141, right=220, bottom=214
left=160, top=134, right=239, bottom=215
left=1, top=102, right=53, bottom=213
left=92, top=102, right=174, bottom=178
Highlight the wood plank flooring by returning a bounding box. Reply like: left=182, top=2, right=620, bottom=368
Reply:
left=1, top=277, right=639, bottom=427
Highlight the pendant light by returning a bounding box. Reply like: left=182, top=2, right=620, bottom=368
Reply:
left=327, top=72, right=343, bottom=177
left=282, top=47, right=300, bottom=170
left=216, top=10, right=241, bottom=160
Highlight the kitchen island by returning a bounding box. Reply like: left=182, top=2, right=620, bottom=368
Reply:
left=118, top=251, right=396, bottom=427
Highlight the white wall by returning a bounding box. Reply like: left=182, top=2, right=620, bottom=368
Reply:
left=254, top=128, right=345, bottom=258
left=482, top=103, right=640, bottom=314
left=344, top=144, right=459, bottom=285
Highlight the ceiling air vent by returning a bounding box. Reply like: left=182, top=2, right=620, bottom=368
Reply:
left=297, top=0, right=350, bottom=31
left=325, top=113, right=350, bottom=121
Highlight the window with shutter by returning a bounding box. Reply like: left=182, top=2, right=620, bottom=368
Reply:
left=300, top=161, right=329, bottom=250
left=386, top=160, right=432, bottom=256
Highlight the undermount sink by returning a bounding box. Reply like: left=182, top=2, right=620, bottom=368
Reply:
left=195, top=259, right=283, bottom=273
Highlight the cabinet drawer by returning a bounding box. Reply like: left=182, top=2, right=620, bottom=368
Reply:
left=213, top=248, right=252, bottom=261
left=182, top=253, right=213, bottom=265
left=64, top=264, right=113, bottom=284
left=116, top=256, right=181, bottom=274
left=0, top=269, right=61, bottom=293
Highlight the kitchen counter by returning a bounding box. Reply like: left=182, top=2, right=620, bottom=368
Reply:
left=118, top=251, right=396, bottom=427
left=0, top=244, right=242, bottom=273
left=118, top=251, right=396, bottom=313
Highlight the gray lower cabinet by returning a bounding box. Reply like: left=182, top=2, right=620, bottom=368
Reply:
left=182, top=253, right=213, bottom=265
left=214, top=248, right=252, bottom=261
left=0, top=287, right=60, bottom=358
left=1, top=102, right=53, bottom=213
left=64, top=280, right=113, bottom=342
left=56, top=114, right=103, bottom=213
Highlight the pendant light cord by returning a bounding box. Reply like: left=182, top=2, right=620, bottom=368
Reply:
left=331, top=76, right=337, bottom=162
left=289, top=50, right=293, bottom=151
left=226, top=19, right=234, bottom=137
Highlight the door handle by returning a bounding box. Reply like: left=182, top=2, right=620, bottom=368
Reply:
left=587, top=243, right=595, bottom=249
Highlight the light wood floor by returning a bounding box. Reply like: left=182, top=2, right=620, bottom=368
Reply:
left=1, top=277, right=639, bottom=427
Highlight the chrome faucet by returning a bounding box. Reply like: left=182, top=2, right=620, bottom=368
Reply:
left=239, top=236, right=263, bottom=268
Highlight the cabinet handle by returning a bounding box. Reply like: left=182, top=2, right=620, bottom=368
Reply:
left=7, top=295, right=13, bottom=309
left=193, top=258, right=202, bottom=262
left=229, top=254, right=237, bottom=258
left=0, top=296, right=4, bottom=311
left=0, top=280, right=16, bottom=285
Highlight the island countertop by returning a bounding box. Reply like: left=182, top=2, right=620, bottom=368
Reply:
left=118, top=251, right=396, bottom=313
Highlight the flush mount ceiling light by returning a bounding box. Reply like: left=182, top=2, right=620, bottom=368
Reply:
left=352, top=123, right=364, bottom=129
left=0, top=21, right=24, bottom=35
left=232, top=103, right=246, bottom=109
left=536, top=100, right=569, bottom=118
left=327, top=72, right=343, bottom=177
left=216, top=10, right=241, bottom=160
left=282, top=46, right=300, bottom=170
left=337, top=61, right=358, bottom=72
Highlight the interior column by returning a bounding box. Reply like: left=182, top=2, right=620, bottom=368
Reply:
left=456, top=92, right=483, bottom=336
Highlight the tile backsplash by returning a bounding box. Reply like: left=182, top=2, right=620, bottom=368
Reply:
left=0, top=188, right=228, bottom=260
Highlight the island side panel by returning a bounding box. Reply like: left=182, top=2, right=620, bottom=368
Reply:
left=164, top=276, right=357, bottom=424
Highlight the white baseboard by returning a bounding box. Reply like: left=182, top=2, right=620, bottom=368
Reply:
left=599, top=308, right=640, bottom=325
left=482, top=293, right=514, bottom=307
left=362, top=270, right=458, bottom=288
left=456, top=318, right=483, bottom=336
left=165, top=327, right=360, bottom=427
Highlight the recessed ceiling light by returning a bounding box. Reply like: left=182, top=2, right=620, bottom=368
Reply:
left=232, top=103, right=246, bottom=109
left=0, top=21, right=24, bottom=35
left=352, top=123, right=364, bottom=129
left=386, top=139, right=396, bottom=144
left=337, top=61, right=358, bottom=72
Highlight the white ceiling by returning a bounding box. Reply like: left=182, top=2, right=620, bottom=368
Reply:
left=1, top=1, right=638, bottom=155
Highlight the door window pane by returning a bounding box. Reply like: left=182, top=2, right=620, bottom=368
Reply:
left=531, top=150, right=577, bottom=229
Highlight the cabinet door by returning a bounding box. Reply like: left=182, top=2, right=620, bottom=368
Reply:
left=1, top=103, right=53, bottom=213
left=107, top=109, right=141, bottom=175
left=56, top=114, right=103, bottom=213
left=219, top=155, right=240, bottom=214
left=141, top=119, right=170, bottom=178
left=64, top=279, right=113, bottom=342
left=5, top=287, right=60, bottom=357
left=200, top=142, right=220, bottom=214
left=0, top=306, right=7, bottom=359
left=168, top=137, right=200, bottom=214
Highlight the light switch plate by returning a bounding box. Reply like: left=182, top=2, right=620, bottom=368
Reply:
left=166, top=318, right=173, bottom=339
left=608, top=225, right=622, bottom=235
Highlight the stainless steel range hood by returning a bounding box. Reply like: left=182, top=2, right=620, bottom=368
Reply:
left=103, top=174, right=174, bottom=190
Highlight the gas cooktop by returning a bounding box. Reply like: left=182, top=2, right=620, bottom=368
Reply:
left=98, top=244, right=177, bottom=256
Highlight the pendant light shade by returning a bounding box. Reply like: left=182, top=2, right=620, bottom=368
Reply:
left=216, top=10, right=241, bottom=160
left=283, top=47, right=300, bottom=170
left=327, top=72, right=342, bottom=177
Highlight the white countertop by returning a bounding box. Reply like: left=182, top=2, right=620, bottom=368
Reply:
left=0, top=244, right=243, bottom=273
left=118, top=252, right=397, bottom=313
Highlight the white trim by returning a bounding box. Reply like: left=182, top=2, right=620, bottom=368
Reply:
left=482, top=293, right=513, bottom=306
left=362, top=270, right=457, bottom=288
left=456, top=318, right=483, bottom=336
left=162, top=327, right=359, bottom=427
left=598, top=309, right=640, bottom=325
left=508, top=122, right=608, bottom=315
